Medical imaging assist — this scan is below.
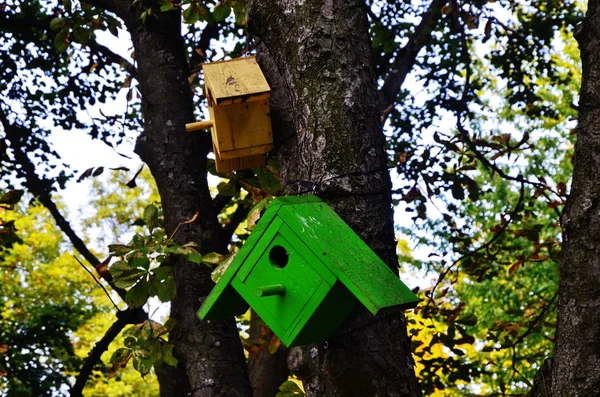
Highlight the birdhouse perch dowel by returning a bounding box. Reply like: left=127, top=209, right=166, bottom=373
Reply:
left=186, top=120, right=214, bottom=132
left=256, top=284, right=286, bottom=297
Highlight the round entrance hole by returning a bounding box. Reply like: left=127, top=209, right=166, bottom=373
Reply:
left=269, top=245, right=289, bottom=268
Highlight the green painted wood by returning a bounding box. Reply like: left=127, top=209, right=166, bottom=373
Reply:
left=240, top=232, right=326, bottom=331
left=198, top=284, right=249, bottom=320
left=198, top=194, right=420, bottom=347
left=290, top=280, right=357, bottom=346
left=198, top=203, right=283, bottom=320
left=277, top=197, right=420, bottom=314
left=256, top=284, right=286, bottom=297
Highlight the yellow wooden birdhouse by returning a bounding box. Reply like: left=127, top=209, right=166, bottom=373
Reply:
left=186, top=56, right=273, bottom=173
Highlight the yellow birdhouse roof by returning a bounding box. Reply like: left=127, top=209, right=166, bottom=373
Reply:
left=202, top=56, right=271, bottom=106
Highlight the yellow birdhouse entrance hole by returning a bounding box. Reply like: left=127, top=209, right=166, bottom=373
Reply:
left=186, top=56, right=273, bottom=173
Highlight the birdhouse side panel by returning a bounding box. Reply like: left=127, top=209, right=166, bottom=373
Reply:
left=279, top=201, right=420, bottom=314
left=198, top=284, right=249, bottom=320
left=197, top=210, right=284, bottom=321
left=287, top=280, right=357, bottom=347
left=212, top=100, right=273, bottom=160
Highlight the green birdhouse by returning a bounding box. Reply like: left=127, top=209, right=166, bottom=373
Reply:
left=198, top=195, right=420, bottom=347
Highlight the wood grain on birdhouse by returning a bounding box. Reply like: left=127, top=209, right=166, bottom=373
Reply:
left=187, top=56, right=274, bottom=172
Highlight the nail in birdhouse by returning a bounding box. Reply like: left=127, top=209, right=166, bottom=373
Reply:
left=186, top=56, right=273, bottom=173
left=198, top=195, right=420, bottom=347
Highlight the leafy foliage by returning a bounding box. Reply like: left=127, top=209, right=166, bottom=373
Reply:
left=0, top=204, right=99, bottom=396
left=0, top=0, right=586, bottom=394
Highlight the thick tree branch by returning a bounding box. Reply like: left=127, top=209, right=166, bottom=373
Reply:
left=88, top=39, right=137, bottom=76
left=70, top=307, right=148, bottom=397
left=378, top=0, right=447, bottom=121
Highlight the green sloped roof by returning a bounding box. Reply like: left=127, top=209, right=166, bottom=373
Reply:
left=277, top=196, right=420, bottom=314
left=198, top=195, right=419, bottom=321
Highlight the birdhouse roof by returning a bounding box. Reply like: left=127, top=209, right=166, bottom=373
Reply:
left=202, top=56, right=271, bottom=106
left=199, top=196, right=420, bottom=321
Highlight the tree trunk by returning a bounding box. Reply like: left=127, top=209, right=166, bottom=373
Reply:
left=246, top=1, right=421, bottom=396
left=550, top=3, right=600, bottom=396
left=115, top=6, right=252, bottom=397
left=248, top=311, right=289, bottom=397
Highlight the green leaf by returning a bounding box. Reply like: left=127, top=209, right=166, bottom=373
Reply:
left=212, top=4, right=231, bottom=22
left=153, top=268, right=176, bottom=302
left=210, top=253, right=235, bottom=283
left=0, top=190, right=24, bottom=206
left=162, top=343, right=178, bottom=367
left=256, top=168, right=281, bottom=195
left=123, top=324, right=142, bottom=338
left=126, top=280, right=150, bottom=307
left=108, top=348, right=132, bottom=378
left=54, top=27, right=70, bottom=52
left=49, top=17, right=68, bottom=32
left=150, top=341, right=163, bottom=364
left=110, top=261, right=145, bottom=289
left=72, top=25, right=91, bottom=46
left=110, top=347, right=132, bottom=364
left=140, top=320, right=168, bottom=339
left=164, top=318, right=176, bottom=332
left=130, top=254, right=151, bottom=270
left=456, top=314, right=478, bottom=326
left=132, top=354, right=153, bottom=377
left=232, top=0, right=246, bottom=26
left=183, top=4, right=203, bottom=24
left=160, top=1, right=175, bottom=11
left=185, top=249, right=203, bottom=264
left=203, top=252, right=228, bottom=266
left=108, top=244, right=133, bottom=256
left=217, top=180, right=237, bottom=197
left=143, top=204, right=159, bottom=231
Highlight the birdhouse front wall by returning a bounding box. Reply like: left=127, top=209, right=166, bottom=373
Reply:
left=228, top=220, right=356, bottom=346
left=208, top=97, right=273, bottom=160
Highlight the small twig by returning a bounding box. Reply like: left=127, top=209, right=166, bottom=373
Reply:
left=424, top=181, right=525, bottom=311
left=70, top=307, right=148, bottom=397
left=169, top=211, right=200, bottom=240
left=75, top=256, right=120, bottom=311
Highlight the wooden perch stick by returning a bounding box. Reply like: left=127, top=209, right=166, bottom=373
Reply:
left=186, top=120, right=213, bottom=131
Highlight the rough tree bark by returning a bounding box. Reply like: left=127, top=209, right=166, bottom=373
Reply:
left=549, top=2, right=600, bottom=396
left=247, top=312, right=288, bottom=397
left=247, top=1, right=421, bottom=396
left=98, top=4, right=253, bottom=396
